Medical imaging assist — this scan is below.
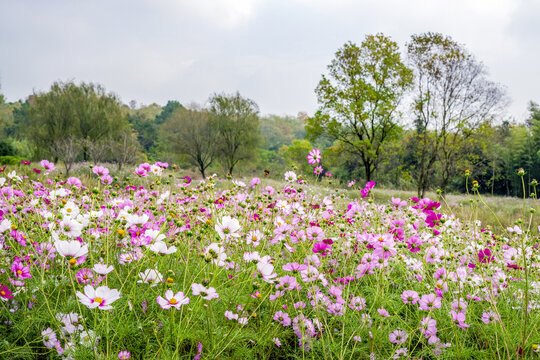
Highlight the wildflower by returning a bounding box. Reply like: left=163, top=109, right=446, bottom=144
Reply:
left=347, top=180, right=356, bottom=187
left=191, top=283, right=219, bottom=300
left=93, top=263, right=114, bottom=275
left=11, top=261, right=32, bottom=280
left=313, top=166, right=323, bottom=175
left=76, top=285, right=120, bottom=310
left=156, top=290, right=190, bottom=310
left=389, top=330, right=408, bottom=345
left=450, top=310, right=470, bottom=329
left=225, top=311, right=239, bottom=320
left=378, top=308, right=390, bottom=317
left=137, top=269, right=163, bottom=287
left=215, top=216, right=241, bottom=240
left=273, top=311, right=292, bottom=326
left=148, top=241, right=177, bottom=255
left=76, top=268, right=94, bottom=285
left=306, top=148, right=321, bottom=164
left=273, top=337, right=282, bottom=347
left=0, top=283, right=14, bottom=300
left=419, top=293, right=441, bottom=311
left=40, top=160, right=56, bottom=172
left=42, top=328, right=58, bottom=348
left=284, top=171, right=297, bottom=182
left=478, top=248, right=494, bottom=264
left=118, top=350, right=131, bottom=359
left=401, top=290, right=419, bottom=305
left=54, top=240, right=89, bottom=265
left=481, top=311, right=499, bottom=324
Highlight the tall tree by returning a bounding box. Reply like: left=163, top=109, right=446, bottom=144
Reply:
left=160, top=106, right=217, bottom=179
left=306, top=34, right=413, bottom=182
left=27, top=81, right=132, bottom=161
left=407, top=32, right=507, bottom=196
left=209, top=92, right=260, bottom=175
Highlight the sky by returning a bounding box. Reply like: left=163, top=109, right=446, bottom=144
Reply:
left=0, top=0, right=538, bottom=122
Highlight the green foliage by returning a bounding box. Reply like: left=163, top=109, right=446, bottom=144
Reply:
left=25, top=81, right=133, bottom=163
left=160, top=106, right=217, bottom=178
left=0, top=140, right=15, bottom=156
left=308, top=33, right=413, bottom=182
left=209, top=92, right=260, bottom=175
left=0, top=155, right=27, bottom=165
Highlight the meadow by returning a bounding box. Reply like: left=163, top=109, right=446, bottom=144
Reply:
left=1, top=155, right=539, bottom=359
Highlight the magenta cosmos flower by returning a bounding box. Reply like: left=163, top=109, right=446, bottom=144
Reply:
left=118, top=351, right=131, bottom=359
left=0, top=283, right=14, bottom=299
left=306, top=148, right=321, bottom=164
left=76, top=285, right=120, bottom=310
left=40, top=159, right=56, bottom=172
left=156, top=290, right=190, bottom=310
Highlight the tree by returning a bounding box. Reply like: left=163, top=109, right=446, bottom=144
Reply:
left=26, top=81, right=132, bottom=161
left=209, top=92, right=260, bottom=175
left=306, top=34, right=413, bottom=182
left=407, top=32, right=507, bottom=196
left=160, top=106, right=217, bottom=179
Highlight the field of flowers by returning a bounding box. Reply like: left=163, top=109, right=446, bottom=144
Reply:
left=1, top=154, right=540, bottom=359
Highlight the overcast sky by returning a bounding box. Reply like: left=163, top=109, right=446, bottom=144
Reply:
left=1, top=0, right=538, bottom=121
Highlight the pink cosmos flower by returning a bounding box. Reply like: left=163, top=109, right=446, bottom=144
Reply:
left=42, top=328, right=58, bottom=349
left=156, top=290, right=190, bottom=310
left=419, top=293, right=441, bottom=311
left=76, top=285, right=120, bottom=310
left=191, top=283, right=219, bottom=300
left=92, top=166, right=109, bottom=176
left=378, top=308, right=390, bottom=317
left=450, top=310, right=470, bottom=329
left=273, top=311, right=292, bottom=326
left=11, top=261, right=32, bottom=280
left=347, top=180, right=356, bottom=187
left=40, top=160, right=56, bottom=172
left=0, top=283, right=14, bottom=299
left=313, top=166, right=323, bottom=175
left=306, top=148, right=321, bottom=164
left=389, top=330, right=408, bottom=344
left=401, top=290, right=420, bottom=305
left=76, top=268, right=93, bottom=285
left=66, top=177, right=82, bottom=188
left=118, top=351, right=131, bottom=359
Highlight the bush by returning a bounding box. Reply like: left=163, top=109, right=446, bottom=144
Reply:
left=0, top=140, right=15, bottom=156
left=0, top=155, right=27, bottom=165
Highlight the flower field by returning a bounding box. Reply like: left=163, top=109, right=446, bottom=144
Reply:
left=1, top=158, right=540, bottom=359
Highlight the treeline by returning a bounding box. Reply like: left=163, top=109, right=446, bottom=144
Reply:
left=0, top=83, right=305, bottom=179
left=1, top=31, right=539, bottom=198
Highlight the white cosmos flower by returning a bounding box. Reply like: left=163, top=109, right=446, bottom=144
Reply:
left=148, top=241, right=177, bottom=255
left=7, top=171, right=21, bottom=182
left=204, top=243, right=227, bottom=267
left=284, top=171, right=297, bottom=182
left=93, top=263, right=114, bottom=275
left=54, top=240, right=89, bottom=264
left=58, top=218, right=83, bottom=238
left=0, top=177, right=5, bottom=187
left=76, top=285, right=120, bottom=310
left=215, top=216, right=241, bottom=240
left=137, top=269, right=163, bottom=287
left=144, top=229, right=165, bottom=243
left=60, top=201, right=80, bottom=218
left=0, top=218, right=12, bottom=233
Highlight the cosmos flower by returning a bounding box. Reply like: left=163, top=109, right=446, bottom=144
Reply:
left=215, top=216, right=241, bottom=240
left=191, top=283, right=219, bottom=300
left=306, top=148, right=321, bottom=165
left=76, top=285, right=120, bottom=310
left=54, top=240, right=89, bottom=265
left=156, top=290, right=190, bottom=310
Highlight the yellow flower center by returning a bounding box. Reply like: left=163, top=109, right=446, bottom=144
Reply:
left=118, top=229, right=125, bottom=236
left=94, top=297, right=103, bottom=305
left=68, top=258, right=77, bottom=265
left=0, top=290, right=5, bottom=296
left=16, top=270, right=22, bottom=275
left=169, top=298, right=177, bottom=305
left=166, top=278, right=174, bottom=284
left=67, top=208, right=72, bottom=213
